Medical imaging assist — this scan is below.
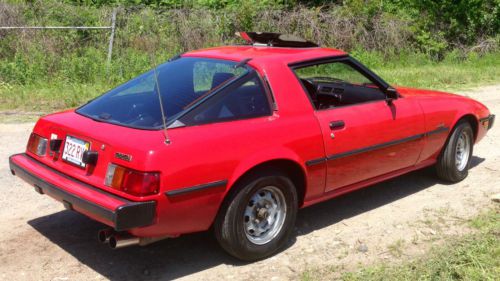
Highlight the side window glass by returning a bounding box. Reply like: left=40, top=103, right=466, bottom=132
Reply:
left=193, top=61, right=246, bottom=94
left=294, top=61, right=386, bottom=110
left=296, top=62, right=371, bottom=85
left=180, top=74, right=271, bottom=125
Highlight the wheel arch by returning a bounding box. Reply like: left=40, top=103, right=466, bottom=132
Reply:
left=227, top=158, right=307, bottom=207
left=213, top=157, right=308, bottom=229
left=437, top=113, right=478, bottom=159
left=452, top=114, right=478, bottom=141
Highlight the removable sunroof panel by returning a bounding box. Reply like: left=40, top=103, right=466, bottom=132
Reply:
left=236, top=32, right=319, bottom=48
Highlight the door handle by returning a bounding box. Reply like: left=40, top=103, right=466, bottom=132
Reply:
left=329, top=120, right=345, bottom=130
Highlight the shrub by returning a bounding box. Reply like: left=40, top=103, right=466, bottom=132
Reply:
left=0, top=0, right=498, bottom=86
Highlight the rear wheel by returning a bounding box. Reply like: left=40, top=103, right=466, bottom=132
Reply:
left=214, top=171, right=298, bottom=261
left=436, top=121, right=474, bottom=182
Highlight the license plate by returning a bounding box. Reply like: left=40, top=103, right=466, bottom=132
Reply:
left=62, top=136, right=90, bottom=168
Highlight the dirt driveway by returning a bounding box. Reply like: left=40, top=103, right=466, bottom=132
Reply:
left=0, top=85, right=499, bottom=281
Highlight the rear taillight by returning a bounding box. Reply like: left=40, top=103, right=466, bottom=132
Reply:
left=105, top=163, right=160, bottom=196
left=27, top=133, right=48, bottom=156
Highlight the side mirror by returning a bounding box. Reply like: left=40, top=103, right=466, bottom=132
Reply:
left=385, top=87, right=398, bottom=105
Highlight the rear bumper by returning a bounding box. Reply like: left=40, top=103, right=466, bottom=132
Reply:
left=9, top=153, right=156, bottom=231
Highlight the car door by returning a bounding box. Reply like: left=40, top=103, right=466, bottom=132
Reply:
left=292, top=58, right=425, bottom=192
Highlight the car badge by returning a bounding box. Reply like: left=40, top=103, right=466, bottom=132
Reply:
left=115, top=152, right=132, bottom=162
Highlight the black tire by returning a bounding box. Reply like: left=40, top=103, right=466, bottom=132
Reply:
left=436, top=120, right=474, bottom=182
left=214, top=171, right=298, bottom=261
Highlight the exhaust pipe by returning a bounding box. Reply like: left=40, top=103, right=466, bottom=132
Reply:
left=108, top=233, right=172, bottom=249
left=99, top=228, right=174, bottom=249
left=97, top=229, right=114, bottom=244
left=109, top=234, right=140, bottom=249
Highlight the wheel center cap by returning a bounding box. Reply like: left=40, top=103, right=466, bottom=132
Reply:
left=257, top=208, right=268, bottom=219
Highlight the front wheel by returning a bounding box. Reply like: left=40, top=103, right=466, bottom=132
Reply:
left=214, top=171, right=298, bottom=261
left=436, top=121, right=474, bottom=182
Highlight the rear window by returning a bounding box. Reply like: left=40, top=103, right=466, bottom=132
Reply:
left=76, top=57, right=247, bottom=129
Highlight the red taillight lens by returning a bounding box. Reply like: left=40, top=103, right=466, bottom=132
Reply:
left=27, top=133, right=48, bottom=156
left=105, top=164, right=160, bottom=196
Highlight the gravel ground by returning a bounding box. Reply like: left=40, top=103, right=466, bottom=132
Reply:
left=0, top=85, right=499, bottom=281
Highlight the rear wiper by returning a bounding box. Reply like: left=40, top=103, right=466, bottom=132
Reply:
left=82, top=113, right=106, bottom=123
left=98, top=112, right=112, bottom=120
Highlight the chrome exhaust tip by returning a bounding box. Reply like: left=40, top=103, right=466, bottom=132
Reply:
left=109, top=234, right=140, bottom=249
left=98, top=229, right=114, bottom=244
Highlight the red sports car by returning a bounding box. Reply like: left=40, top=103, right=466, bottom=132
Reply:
left=9, top=32, right=494, bottom=261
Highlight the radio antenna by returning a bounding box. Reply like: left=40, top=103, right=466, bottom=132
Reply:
left=152, top=57, right=171, bottom=145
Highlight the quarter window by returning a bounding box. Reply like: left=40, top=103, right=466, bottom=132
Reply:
left=193, top=61, right=246, bottom=93
left=180, top=73, right=271, bottom=125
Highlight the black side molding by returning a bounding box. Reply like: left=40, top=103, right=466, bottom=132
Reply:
left=305, top=127, right=450, bottom=165
left=165, top=180, right=228, bottom=197
left=305, top=157, right=327, bottom=167
left=327, top=133, right=425, bottom=160
left=425, top=126, right=449, bottom=137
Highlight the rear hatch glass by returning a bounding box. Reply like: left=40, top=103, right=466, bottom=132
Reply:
left=76, top=57, right=247, bottom=130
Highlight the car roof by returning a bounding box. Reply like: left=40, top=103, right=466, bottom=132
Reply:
left=182, top=45, right=348, bottom=66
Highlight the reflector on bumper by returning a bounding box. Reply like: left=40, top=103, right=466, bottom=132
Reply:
left=480, top=114, right=495, bottom=130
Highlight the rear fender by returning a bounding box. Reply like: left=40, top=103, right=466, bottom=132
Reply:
left=226, top=146, right=306, bottom=193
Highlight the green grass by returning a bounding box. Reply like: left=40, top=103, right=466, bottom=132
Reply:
left=301, top=208, right=500, bottom=281
left=1, top=52, right=499, bottom=113
left=0, top=81, right=110, bottom=112
left=366, top=52, right=500, bottom=91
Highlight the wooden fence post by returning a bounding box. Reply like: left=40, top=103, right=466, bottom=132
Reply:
left=106, top=8, right=117, bottom=70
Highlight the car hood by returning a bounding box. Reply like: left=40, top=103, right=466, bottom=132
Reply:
left=395, top=86, right=467, bottom=100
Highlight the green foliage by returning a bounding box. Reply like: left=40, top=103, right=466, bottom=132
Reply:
left=58, top=0, right=289, bottom=8
left=396, top=0, right=500, bottom=58
left=417, top=0, right=498, bottom=42
left=0, top=0, right=499, bottom=111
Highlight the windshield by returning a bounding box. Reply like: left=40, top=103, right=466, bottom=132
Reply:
left=76, top=57, right=248, bottom=129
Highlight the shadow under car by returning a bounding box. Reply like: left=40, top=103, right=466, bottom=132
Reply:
left=28, top=156, right=484, bottom=280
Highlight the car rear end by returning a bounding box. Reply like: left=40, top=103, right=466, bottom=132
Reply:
left=9, top=55, right=252, bottom=246
left=9, top=110, right=165, bottom=234
left=9, top=54, right=276, bottom=251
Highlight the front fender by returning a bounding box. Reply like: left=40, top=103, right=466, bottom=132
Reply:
left=449, top=97, right=490, bottom=143
left=409, top=90, right=491, bottom=162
